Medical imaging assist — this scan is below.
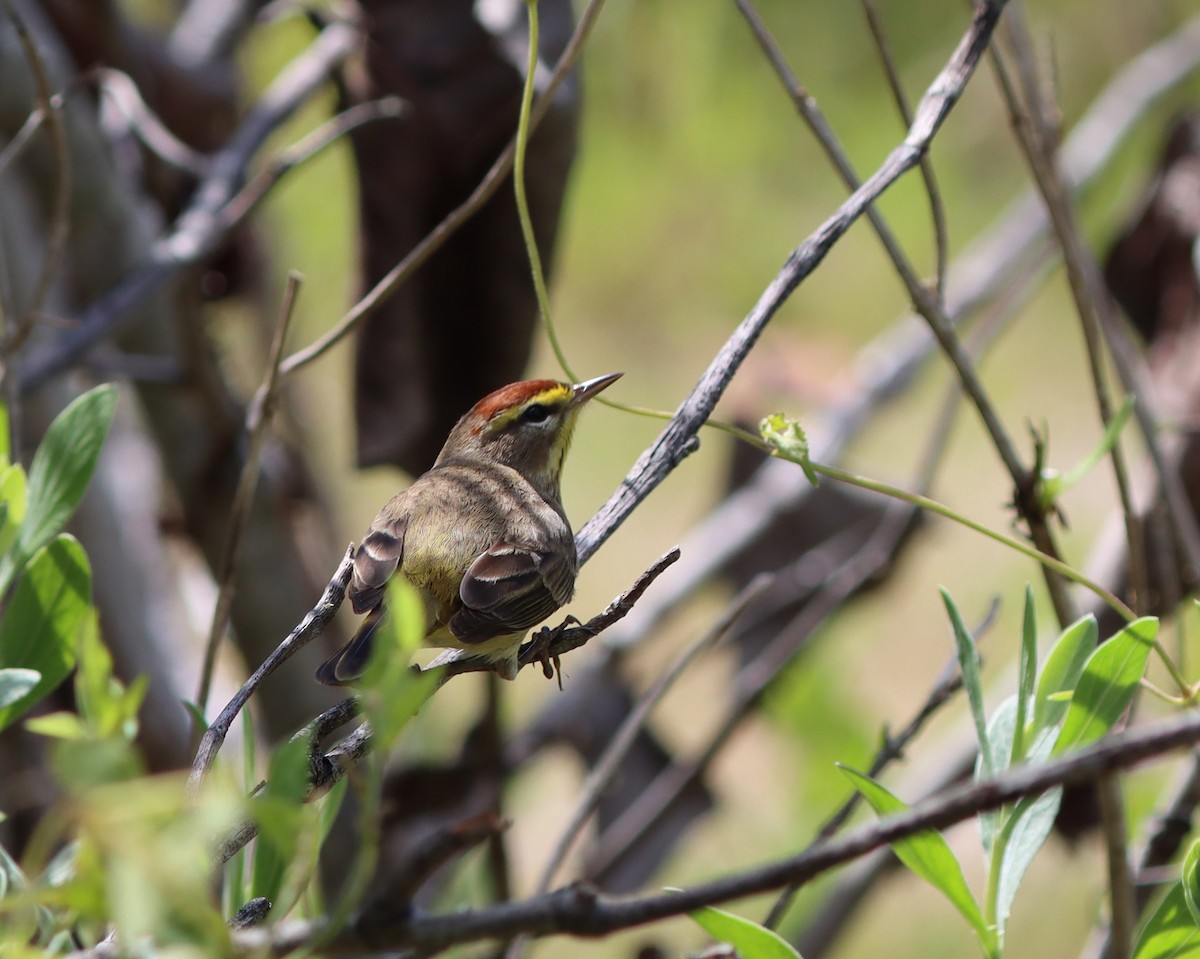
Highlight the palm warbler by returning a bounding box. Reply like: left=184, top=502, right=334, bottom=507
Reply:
left=316, top=373, right=621, bottom=683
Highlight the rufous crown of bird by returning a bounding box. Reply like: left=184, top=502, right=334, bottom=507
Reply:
left=317, top=373, right=622, bottom=686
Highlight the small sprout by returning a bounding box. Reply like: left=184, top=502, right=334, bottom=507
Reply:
left=759, top=413, right=818, bottom=486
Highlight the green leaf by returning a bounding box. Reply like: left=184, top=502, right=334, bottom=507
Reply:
left=839, top=765, right=993, bottom=951
left=0, top=384, right=116, bottom=593
left=0, top=535, right=90, bottom=730
left=1133, top=881, right=1200, bottom=959
left=1039, top=395, right=1134, bottom=508
left=0, top=668, right=40, bottom=709
left=1183, top=840, right=1200, bottom=928
left=760, top=413, right=818, bottom=486
left=992, top=787, right=1062, bottom=933
left=941, top=589, right=996, bottom=775
left=1012, top=585, right=1037, bottom=763
left=1053, top=617, right=1157, bottom=755
left=688, top=905, right=803, bottom=959
left=1030, top=615, right=1098, bottom=744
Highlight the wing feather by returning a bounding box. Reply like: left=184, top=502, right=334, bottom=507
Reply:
left=349, top=516, right=408, bottom=614
left=449, top=544, right=574, bottom=644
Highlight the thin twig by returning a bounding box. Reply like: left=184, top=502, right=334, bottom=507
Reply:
left=992, top=18, right=1147, bottom=612
left=1091, top=748, right=1200, bottom=959
left=195, top=272, right=304, bottom=719
left=93, top=67, right=212, bottom=176
left=0, top=101, right=43, bottom=178
left=860, top=0, right=950, bottom=295
left=188, top=547, right=355, bottom=797
left=216, top=697, right=365, bottom=866
left=428, top=547, right=681, bottom=680
left=225, top=707, right=1200, bottom=955
left=1097, top=774, right=1135, bottom=959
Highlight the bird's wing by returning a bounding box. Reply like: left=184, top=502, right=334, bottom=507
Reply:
left=349, top=515, right=409, bottom=614
left=449, top=544, right=574, bottom=644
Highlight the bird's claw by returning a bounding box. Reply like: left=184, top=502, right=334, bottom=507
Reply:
left=530, top=615, right=584, bottom=688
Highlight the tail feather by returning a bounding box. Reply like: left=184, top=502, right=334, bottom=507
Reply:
left=315, top=606, right=386, bottom=685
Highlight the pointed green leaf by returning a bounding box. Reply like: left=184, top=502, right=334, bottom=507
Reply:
left=0, top=668, right=40, bottom=709
left=689, top=905, right=803, bottom=959
left=839, top=765, right=992, bottom=949
left=940, top=589, right=995, bottom=775
left=1053, top=618, right=1157, bottom=755
left=1030, top=615, right=1098, bottom=741
left=1012, top=585, right=1037, bottom=763
left=0, top=535, right=90, bottom=730
left=0, top=384, right=116, bottom=592
left=1133, top=881, right=1200, bottom=958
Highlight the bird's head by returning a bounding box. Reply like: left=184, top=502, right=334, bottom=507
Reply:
left=438, top=373, right=622, bottom=498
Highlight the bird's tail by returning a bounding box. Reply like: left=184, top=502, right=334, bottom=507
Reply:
left=314, top=605, right=385, bottom=686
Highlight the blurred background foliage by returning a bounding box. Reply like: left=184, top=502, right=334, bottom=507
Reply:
left=4, top=0, right=1200, bottom=955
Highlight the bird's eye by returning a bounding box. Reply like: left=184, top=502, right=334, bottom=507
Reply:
left=521, top=403, right=551, bottom=424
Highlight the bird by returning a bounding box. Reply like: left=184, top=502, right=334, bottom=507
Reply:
left=316, top=372, right=622, bottom=685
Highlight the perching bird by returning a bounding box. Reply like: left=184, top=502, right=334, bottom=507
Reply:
left=316, top=373, right=621, bottom=684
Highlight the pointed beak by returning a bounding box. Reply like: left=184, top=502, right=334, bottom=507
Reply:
left=570, top=372, right=623, bottom=408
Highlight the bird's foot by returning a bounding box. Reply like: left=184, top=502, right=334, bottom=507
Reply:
left=529, top=615, right=582, bottom=689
